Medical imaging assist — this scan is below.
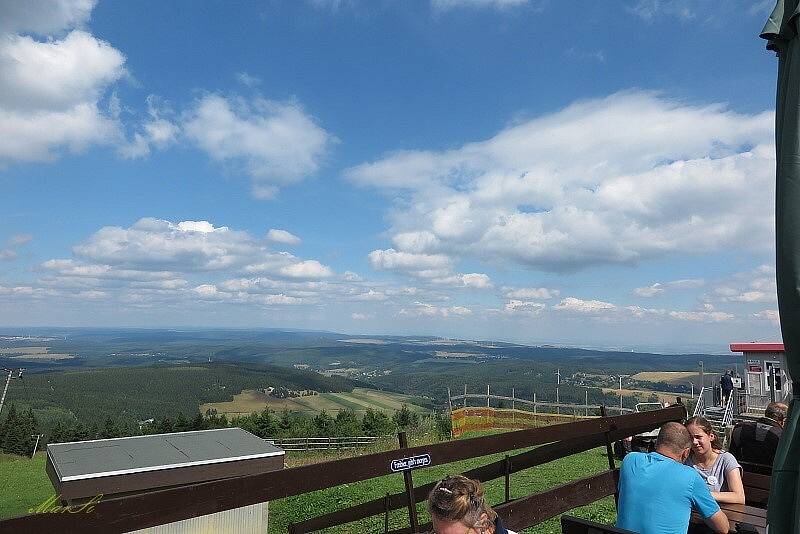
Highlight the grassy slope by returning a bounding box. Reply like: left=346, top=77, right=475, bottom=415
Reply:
left=0, top=453, right=52, bottom=520
left=0, top=438, right=615, bottom=533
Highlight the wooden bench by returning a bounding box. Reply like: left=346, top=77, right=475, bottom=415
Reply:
left=561, top=515, right=636, bottom=534
left=741, top=470, right=771, bottom=509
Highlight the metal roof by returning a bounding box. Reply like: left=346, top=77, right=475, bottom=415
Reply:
left=47, top=427, right=284, bottom=482
left=730, top=342, right=785, bottom=353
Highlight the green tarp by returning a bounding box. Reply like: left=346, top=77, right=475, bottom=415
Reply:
left=762, top=2, right=800, bottom=532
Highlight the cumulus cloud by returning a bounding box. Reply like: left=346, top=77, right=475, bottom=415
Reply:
left=42, top=218, right=335, bottom=288
left=0, top=233, right=33, bottom=260
left=368, top=248, right=452, bottom=275
left=399, top=302, right=472, bottom=317
left=278, top=260, right=333, bottom=279
left=118, top=95, right=179, bottom=158
left=712, top=266, right=777, bottom=305
left=505, top=287, right=559, bottom=299
left=634, top=278, right=704, bottom=298
left=504, top=299, right=545, bottom=314
left=347, top=92, right=774, bottom=272
left=266, top=229, right=301, bottom=245
left=0, top=2, right=126, bottom=165
left=554, top=297, right=616, bottom=314
left=183, top=94, right=334, bottom=198
left=0, top=0, right=97, bottom=35
left=753, top=309, right=779, bottom=324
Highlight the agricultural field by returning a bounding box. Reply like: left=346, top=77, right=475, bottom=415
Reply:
left=630, top=371, right=702, bottom=385
left=0, top=437, right=615, bottom=533
left=0, top=347, right=74, bottom=361
left=200, top=387, right=429, bottom=416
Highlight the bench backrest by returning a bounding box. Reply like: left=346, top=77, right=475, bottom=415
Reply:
left=742, top=470, right=771, bottom=508
left=561, top=515, right=637, bottom=534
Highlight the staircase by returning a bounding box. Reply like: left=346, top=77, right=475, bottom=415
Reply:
left=693, top=386, right=734, bottom=448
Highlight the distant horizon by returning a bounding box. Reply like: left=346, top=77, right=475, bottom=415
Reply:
left=0, top=325, right=755, bottom=356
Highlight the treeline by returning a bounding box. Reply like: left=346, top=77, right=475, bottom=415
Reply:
left=0, top=402, right=450, bottom=457
left=7, top=363, right=362, bottom=422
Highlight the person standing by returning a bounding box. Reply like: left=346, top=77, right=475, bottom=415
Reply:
left=720, top=371, right=734, bottom=407
left=617, top=422, right=729, bottom=534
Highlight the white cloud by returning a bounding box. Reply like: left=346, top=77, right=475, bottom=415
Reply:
left=266, top=229, right=301, bottom=245
left=753, top=309, right=779, bottom=324
left=625, top=305, right=667, bottom=318
left=627, top=0, right=695, bottom=21
left=236, top=72, right=261, bottom=88
left=554, top=297, right=616, bottom=314
left=504, top=299, right=545, bottom=314
left=432, top=0, right=535, bottom=10
left=0, top=13, right=126, bottom=165
left=0, top=0, right=97, bottom=35
left=505, top=287, right=559, bottom=299
left=71, top=218, right=259, bottom=271
left=118, top=96, right=179, bottom=159
left=278, top=260, right=333, bottom=279
left=183, top=94, right=334, bottom=197
left=669, top=310, right=733, bottom=322
left=460, top=273, right=492, bottom=288
left=353, top=289, right=387, bottom=301
left=399, top=302, right=472, bottom=317
left=351, top=312, right=368, bottom=320
left=0, top=249, right=17, bottom=261
left=368, top=248, right=452, bottom=275
left=8, top=234, right=33, bottom=246
left=634, top=283, right=664, bottom=298
left=347, top=92, right=774, bottom=272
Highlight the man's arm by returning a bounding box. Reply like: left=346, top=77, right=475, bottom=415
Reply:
left=703, top=510, right=730, bottom=533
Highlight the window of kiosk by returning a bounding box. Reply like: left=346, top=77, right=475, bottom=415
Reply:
left=765, top=361, right=782, bottom=391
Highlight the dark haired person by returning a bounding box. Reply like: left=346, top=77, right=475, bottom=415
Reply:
left=617, top=422, right=728, bottom=534
left=729, top=401, right=788, bottom=470
left=684, top=416, right=745, bottom=504
left=427, top=475, right=516, bottom=534
left=720, top=371, right=734, bottom=407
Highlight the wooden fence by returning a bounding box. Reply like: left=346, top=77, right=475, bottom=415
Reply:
left=266, top=436, right=384, bottom=451
left=0, top=405, right=686, bottom=534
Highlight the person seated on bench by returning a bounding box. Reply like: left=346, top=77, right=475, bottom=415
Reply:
left=729, top=401, right=788, bottom=469
left=427, top=475, right=517, bottom=534
left=685, top=416, right=745, bottom=505
left=617, top=422, right=729, bottom=534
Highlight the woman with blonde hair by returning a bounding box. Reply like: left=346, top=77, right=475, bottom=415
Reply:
left=685, top=416, right=745, bottom=504
left=427, top=475, right=516, bottom=534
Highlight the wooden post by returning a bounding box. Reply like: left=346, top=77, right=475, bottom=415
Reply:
left=383, top=493, right=390, bottom=533
left=447, top=387, right=454, bottom=440
left=534, top=392, right=537, bottom=415
left=504, top=455, right=511, bottom=502
left=486, top=384, right=490, bottom=408
left=464, top=384, right=467, bottom=408
left=585, top=390, right=589, bottom=417
left=599, top=406, right=619, bottom=508
left=398, top=432, right=419, bottom=532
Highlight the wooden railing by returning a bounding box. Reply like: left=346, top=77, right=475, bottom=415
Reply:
left=266, top=435, right=384, bottom=451
left=0, top=405, right=686, bottom=534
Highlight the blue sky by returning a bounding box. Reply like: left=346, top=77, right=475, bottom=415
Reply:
left=0, top=0, right=785, bottom=351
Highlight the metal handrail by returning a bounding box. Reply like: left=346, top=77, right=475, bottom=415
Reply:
left=693, top=386, right=706, bottom=417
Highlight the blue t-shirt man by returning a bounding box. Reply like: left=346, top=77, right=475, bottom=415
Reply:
left=617, top=451, right=721, bottom=534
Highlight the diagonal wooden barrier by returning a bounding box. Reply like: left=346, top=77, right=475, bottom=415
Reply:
left=0, top=405, right=685, bottom=534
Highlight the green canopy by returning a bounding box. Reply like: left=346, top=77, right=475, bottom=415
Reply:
left=762, top=2, right=800, bottom=532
